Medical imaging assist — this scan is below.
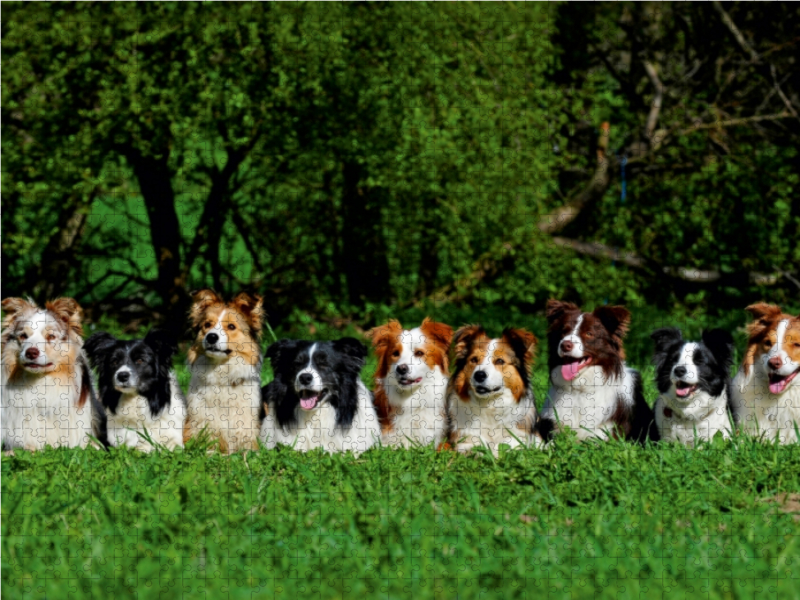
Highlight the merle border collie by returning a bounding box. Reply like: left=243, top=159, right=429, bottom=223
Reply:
left=84, top=329, right=186, bottom=451
left=445, top=325, right=538, bottom=453
left=1, top=297, right=107, bottom=450
left=185, top=289, right=264, bottom=454
left=367, top=318, right=453, bottom=448
left=259, top=338, right=380, bottom=453
left=651, top=327, right=735, bottom=445
left=732, top=303, right=800, bottom=443
left=537, top=300, right=658, bottom=444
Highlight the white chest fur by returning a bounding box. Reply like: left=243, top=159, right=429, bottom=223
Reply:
left=447, top=387, right=536, bottom=453
left=107, top=373, right=186, bottom=451
left=186, top=356, right=262, bottom=452
left=2, top=369, right=92, bottom=450
left=654, top=389, right=732, bottom=446
left=382, top=368, right=448, bottom=448
left=541, top=364, right=635, bottom=441
left=260, top=380, right=380, bottom=454
left=732, top=367, right=800, bottom=443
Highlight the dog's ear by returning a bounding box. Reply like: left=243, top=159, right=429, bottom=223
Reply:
left=189, top=289, right=223, bottom=328
left=45, top=297, right=84, bottom=338
left=593, top=305, right=631, bottom=340
left=452, top=324, right=485, bottom=361
left=1, top=297, right=38, bottom=335
left=333, top=337, right=368, bottom=364
left=83, top=332, right=118, bottom=367
left=702, top=328, right=735, bottom=371
left=144, top=328, right=179, bottom=364
left=232, top=291, right=264, bottom=339
left=501, top=327, right=537, bottom=371
left=366, top=320, right=403, bottom=351
left=650, top=327, right=682, bottom=352
left=266, top=339, right=297, bottom=367
left=745, top=303, right=783, bottom=323
left=545, top=300, right=580, bottom=328
left=420, top=318, right=454, bottom=351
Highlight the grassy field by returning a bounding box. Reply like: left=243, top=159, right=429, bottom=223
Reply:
left=4, top=308, right=800, bottom=599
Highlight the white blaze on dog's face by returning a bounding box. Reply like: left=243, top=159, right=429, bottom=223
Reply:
left=671, top=342, right=700, bottom=398
left=295, top=343, right=326, bottom=410
left=11, top=310, right=68, bottom=374
left=743, top=304, right=800, bottom=396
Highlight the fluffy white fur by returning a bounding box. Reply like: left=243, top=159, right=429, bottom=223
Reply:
left=381, top=367, right=449, bottom=448
left=107, top=373, right=186, bottom=451
left=260, top=380, right=380, bottom=454
left=186, top=355, right=262, bottom=452
left=541, top=364, right=636, bottom=441
left=732, top=367, right=800, bottom=444
left=654, top=390, right=732, bottom=445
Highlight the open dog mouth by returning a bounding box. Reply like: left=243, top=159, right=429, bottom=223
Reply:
left=299, top=388, right=328, bottom=410
left=474, top=385, right=502, bottom=396
left=560, top=356, right=592, bottom=381
left=768, top=368, right=800, bottom=394
left=22, top=362, right=54, bottom=370
left=205, top=347, right=232, bottom=356
left=397, top=377, right=423, bottom=387
left=674, top=381, right=698, bottom=398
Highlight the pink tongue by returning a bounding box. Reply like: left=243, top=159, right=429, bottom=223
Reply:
left=770, top=380, right=787, bottom=394
left=676, top=387, right=691, bottom=398
left=561, top=362, right=581, bottom=381
left=300, top=396, right=318, bottom=410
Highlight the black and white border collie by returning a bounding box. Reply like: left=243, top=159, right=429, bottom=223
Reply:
left=537, top=300, right=658, bottom=444
left=2, top=297, right=106, bottom=451
left=732, top=303, right=800, bottom=443
left=84, top=329, right=186, bottom=451
left=651, top=328, right=735, bottom=445
left=445, top=325, right=538, bottom=453
left=260, top=338, right=380, bottom=453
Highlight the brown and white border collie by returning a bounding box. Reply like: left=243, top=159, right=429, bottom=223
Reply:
left=445, top=325, right=538, bottom=453
left=367, top=318, right=453, bottom=448
left=732, top=303, right=800, bottom=443
left=1, top=297, right=106, bottom=450
left=185, top=289, right=264, bottom=453
left=537, top=300, right=657, bottom=444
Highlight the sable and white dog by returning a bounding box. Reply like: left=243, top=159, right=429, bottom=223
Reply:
left=731, top=303, right=800, bottom=443
left=367, top=318, right=453, bottom=448
left=84, top=329, right=185, bottom=451
left=260, top=338, right=380, bottom=454
left=445, top=325, right=538, bottom=453
left=651, top=327, right=736, bottom=445
left=537, top=300, right=658, bottom=444
left=185, top=289, right=264, bottom=453
left=1, top=297, right=106, bottom=450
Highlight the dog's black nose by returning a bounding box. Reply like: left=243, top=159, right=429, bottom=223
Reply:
left=673, top=366, right=687, bottom=378
left=473, top=370, right=488, bottom=383
left=298, top=373, right=313, bottom=386
left=25, top=347, right=40, bottom=360
left=396, top=364, right=409, bottom=376
left=117, top=371, right=130, bottom=383
left=206, top=333, right=219, bottom=345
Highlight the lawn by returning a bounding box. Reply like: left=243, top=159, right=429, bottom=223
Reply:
left=3, top=308, right=800, bottom=599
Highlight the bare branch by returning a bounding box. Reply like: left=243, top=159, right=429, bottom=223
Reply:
left=643, top=61, right=665, bottom=142
left=712, top=1, right=759, bottom=62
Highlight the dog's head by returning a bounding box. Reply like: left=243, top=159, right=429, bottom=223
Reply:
left=1, top=297, right=83, bottom=375
left=742, top=303, right=800, bottom=394
left=451, top=325, right=536, bottom=402
left=651, top=327, right=733, bottom=402
left=546, top=300, right=630, bottom=383
left=84, top=329, right=178, bottom=416
left=188, top=289, right=263, bottom=366
left=265, top=337, right=368, bottom=428
left=368, top=317, right=452, bottom=393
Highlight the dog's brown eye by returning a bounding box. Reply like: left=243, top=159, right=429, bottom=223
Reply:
left=227, top=324, right=236, bottom=331
left=204, top=321, right=212, bottom=329
left=18, top=333, right=28, bottom=341
left=764, top=340, right=773, bottom=348
left=585, top=332, right=594, bottom=339
left=392, top=350, right=400, bottom=357
left=136, top=359, right=144, bottom=365
left=495, top=358, right=505, bottom=366
left=470, top=356, right=479, bottom=364
left=414, top=350, right=424, bottom=357
left=46, top=334, right=57, bottom=342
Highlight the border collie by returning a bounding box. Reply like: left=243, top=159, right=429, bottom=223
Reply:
left=259, top=338, right=380, bottom=453
left=367, top=318, right=453, bottom=448
left=651, top=327, right=735, bottom=445
left=732, top=303, right=800, bottom=443
left=537, top=300, right=657, bottom=444
left=185, top=289, right=264, bottom=453
left=445, top=325, right=538, bottom=453
left=1, top=297, right=106, bottom=450
left=84, top=329, right=185, bottom=451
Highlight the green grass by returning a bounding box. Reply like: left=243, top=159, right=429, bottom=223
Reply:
left=4, top=309, right=800, bottom=599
